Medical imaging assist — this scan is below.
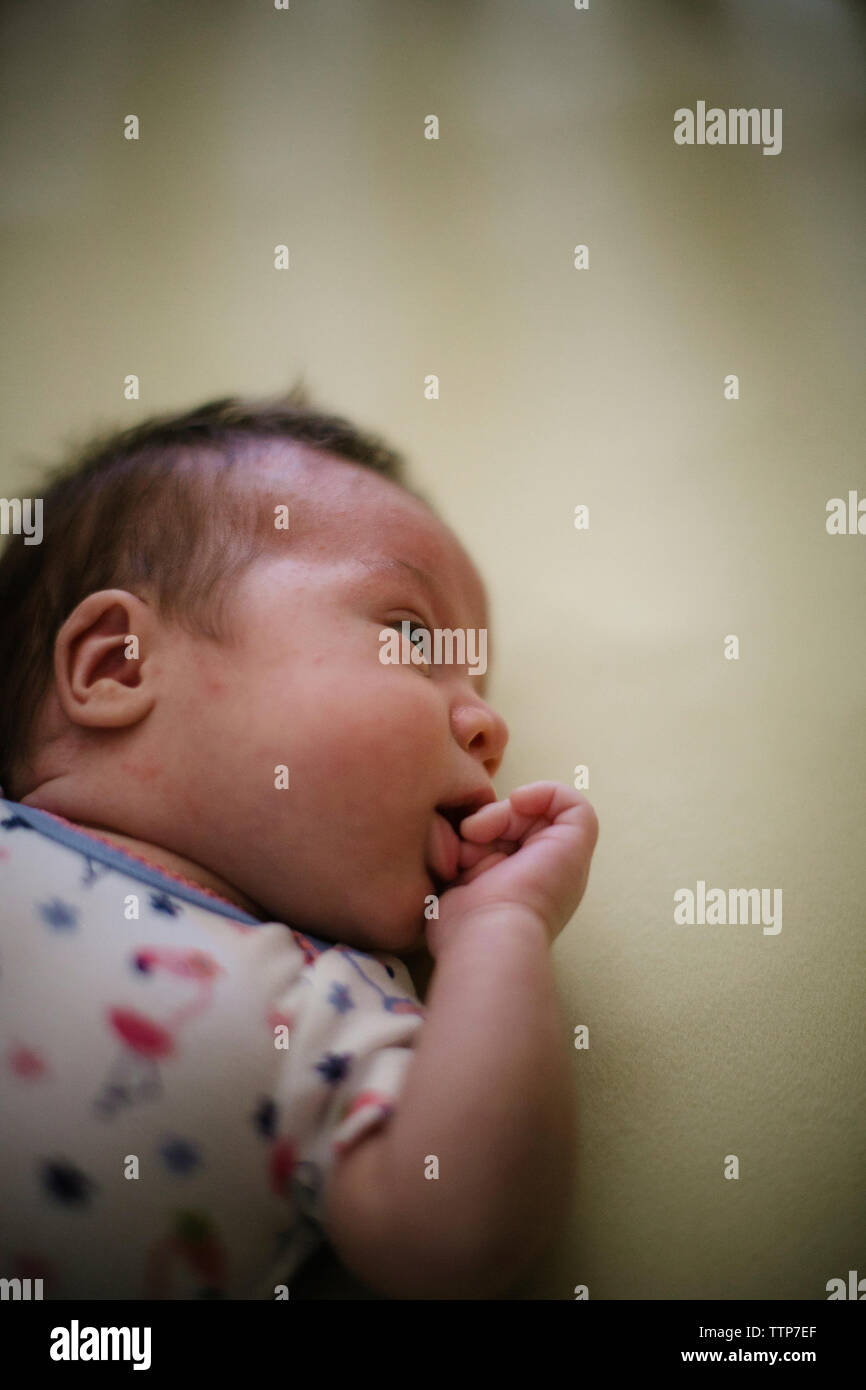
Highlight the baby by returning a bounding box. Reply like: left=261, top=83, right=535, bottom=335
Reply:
left=0, top=388, right=598, bottom=1300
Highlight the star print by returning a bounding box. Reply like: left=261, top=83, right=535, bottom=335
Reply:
left=9, top=1045, right=48, bottom=1079
left=149, top=892, right=181, bottom=916
left=37, top=898, right=79, bottom=930
left=159, top=1136, right=201, bottom=1174
left=41, top=1160, right=97, bottom=1205
left=253, top=1097, right=278, bottom=1139
left=315, top=1052, right=352, bottom=1085
left=328, top=981, right=354, bottom=1014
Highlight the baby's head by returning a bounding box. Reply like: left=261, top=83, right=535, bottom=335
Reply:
left=0, top=388, right=508, bottom=954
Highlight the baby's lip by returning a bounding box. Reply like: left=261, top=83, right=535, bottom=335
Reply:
left=426, top=785, right=497, bottom=886
left=436, top=785, right=498, bottom=827
left=427, top=810, right=461, bottom=886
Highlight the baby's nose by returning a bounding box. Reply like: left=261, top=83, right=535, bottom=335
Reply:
left=454, top=701, right=508, bottom=774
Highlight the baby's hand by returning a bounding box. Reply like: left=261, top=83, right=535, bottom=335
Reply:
left=426, top=781, right=599, bottom=957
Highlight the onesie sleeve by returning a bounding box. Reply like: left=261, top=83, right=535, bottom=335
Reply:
left=272, top=936, right=425, bottom=1228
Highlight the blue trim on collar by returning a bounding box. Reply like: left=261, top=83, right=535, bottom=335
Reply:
left=0, top=797, right=264, bottom=926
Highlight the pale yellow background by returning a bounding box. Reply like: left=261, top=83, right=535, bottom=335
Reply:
left=1, top=1, right=863, bottom=1299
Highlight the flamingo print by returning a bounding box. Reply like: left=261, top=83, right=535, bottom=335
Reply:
left=95, top=946, right=222, bottom=1118
left=145, top=1210, right=228, bottom=1299
left=336, top=946, right=425, bottom=1017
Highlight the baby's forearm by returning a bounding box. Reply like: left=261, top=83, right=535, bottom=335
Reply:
left=380, top=906, right=577, bottom=1292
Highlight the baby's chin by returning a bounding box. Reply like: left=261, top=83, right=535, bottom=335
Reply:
left=316, top=914, right=427, bottom=959
left=276, top=871, right=431, bottom=955
left=353, top=888, right=432, bottom=957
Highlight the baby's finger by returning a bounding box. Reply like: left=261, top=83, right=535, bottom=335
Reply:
left=508, top=781, right=589, bottom=826
left=457, top=797, right=511, bottom=843
left=457, top=835, right=515, bottom=870
left=459, top=797, right=541, bottom=845
left=460, top=797, right=545, bottom=846
left=453, top=851, right=509, bottom=886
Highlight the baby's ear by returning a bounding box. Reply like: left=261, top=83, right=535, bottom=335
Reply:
left=53, top=588, right=158, bottom=730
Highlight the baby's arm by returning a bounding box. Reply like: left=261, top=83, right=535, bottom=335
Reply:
left=323, top=783, right=599, bottom=1300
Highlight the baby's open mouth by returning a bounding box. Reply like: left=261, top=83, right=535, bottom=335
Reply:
left=427, top=807, right=463, bottom=887
left=426, top=790, right=496, bottom=888
left=436, top=804, right=468, bottom=835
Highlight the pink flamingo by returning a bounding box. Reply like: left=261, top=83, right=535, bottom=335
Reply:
left=145, top=1210, right=228, bottom=1299
left=95, top=946, right=222, bottom=1117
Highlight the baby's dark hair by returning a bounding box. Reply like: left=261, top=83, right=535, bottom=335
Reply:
left=0, top=382, right=417, bottom=799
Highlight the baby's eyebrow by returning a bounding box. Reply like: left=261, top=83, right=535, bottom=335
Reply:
left=355, top=556, right=446, bottom=611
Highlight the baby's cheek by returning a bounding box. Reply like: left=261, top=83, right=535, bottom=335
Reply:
left=386, top=680, right=446, bottom=744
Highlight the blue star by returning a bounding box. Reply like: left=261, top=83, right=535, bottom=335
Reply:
left=38, top=898, right=79, bottom=930
left=253, top=1097, right=278, bottom=1139
left=149, top=891, right=181, bottom=916
left=328, top=981, right=354, bottom=1014
left=159, top=1136, right=201, bottom=1174
left=41, top=1159, right=96, bottom=1205
left=315, top=1052, right=352, bottom=1085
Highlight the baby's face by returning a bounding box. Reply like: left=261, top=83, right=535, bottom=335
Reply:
left=158, top=454, right=508, bottom=953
